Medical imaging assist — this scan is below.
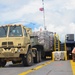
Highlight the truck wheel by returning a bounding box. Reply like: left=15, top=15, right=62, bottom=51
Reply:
left=34, top=51, right=39, bottom=63
left=42, top=55, right=46, bottom=60
left=0, top=59, right=6, bottom=67
left=22, top=50, right=33, bottom=66
left=50, top=53, right=52, bottom=60
left=39, top=51, right=42, bottom=62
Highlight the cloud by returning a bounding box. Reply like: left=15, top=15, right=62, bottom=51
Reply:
left=64, top=0, right=75, bottom=10
left=0, top=0, right=42, bottom=23
left=0, top=0, right=75, bottom=42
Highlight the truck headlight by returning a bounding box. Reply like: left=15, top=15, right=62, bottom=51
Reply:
left=17, top=49, right=20, bottom=52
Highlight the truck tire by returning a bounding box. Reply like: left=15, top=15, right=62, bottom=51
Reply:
left=22, top=50, right=33, bottom=66
left=50, top=52, right=52, bottom=60
left=34, top=51, right=39, bottom=63
left=0, top=59, right=6, bottom=67
left=42, top=54, right=46, bottom=60
left=38, top=51, right=42, bottom=62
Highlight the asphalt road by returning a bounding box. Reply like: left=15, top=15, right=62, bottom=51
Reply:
left=0, top=60, right=73, bottom=75
left=0, top=59, right=51, bottom=75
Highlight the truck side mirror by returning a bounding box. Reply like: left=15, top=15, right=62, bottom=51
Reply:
left=26, top=28, right=32, bottom=36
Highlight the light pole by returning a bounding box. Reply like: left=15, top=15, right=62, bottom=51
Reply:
left=42, top=0, right=46, bottom=30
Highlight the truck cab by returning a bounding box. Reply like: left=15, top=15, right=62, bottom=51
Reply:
left=0, top=24, right=34, bottom=67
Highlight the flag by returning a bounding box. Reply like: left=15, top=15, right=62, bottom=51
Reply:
left=40, top=28, right=42, bottom=32
left=39, top=7, right=44, bottom=11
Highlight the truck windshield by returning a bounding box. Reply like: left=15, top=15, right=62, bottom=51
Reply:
left=0, top=26, right=8, bottom=37
left=9, top=26, right=22, bottom=37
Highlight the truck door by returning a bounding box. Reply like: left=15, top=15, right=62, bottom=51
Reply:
left=23, top=27, right=30, bottom=46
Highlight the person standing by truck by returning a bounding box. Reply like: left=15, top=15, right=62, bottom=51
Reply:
left=72, top=47, right=75, bottom=62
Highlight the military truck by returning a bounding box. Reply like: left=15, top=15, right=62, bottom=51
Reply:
left=0, top=24, right=54, bottom=67
left=0, top=24, right=42, bottom=67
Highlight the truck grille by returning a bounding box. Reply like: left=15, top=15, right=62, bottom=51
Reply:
left=2, top=42, right=7, bottom=46
left=3, top=53, right=14, bottom=57
left=2, top=42, right=13, bottom=47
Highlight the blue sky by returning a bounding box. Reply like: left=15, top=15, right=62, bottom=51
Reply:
left=0, top=0, right=75, bottom=42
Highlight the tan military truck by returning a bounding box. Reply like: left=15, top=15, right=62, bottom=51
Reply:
left=0, top=24, right=42, bottom=67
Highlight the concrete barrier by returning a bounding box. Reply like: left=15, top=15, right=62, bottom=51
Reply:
left=52, top=51, right=67, bottom=61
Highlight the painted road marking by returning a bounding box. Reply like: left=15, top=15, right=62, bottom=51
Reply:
left=19, top=61, right=53, bottom=75
left=70, top=60, right=75, bottom=75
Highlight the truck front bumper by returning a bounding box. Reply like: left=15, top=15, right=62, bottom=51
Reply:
left=0, top=48, right=25, bottom=58
left=0, top=52, right=20, bottom=58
